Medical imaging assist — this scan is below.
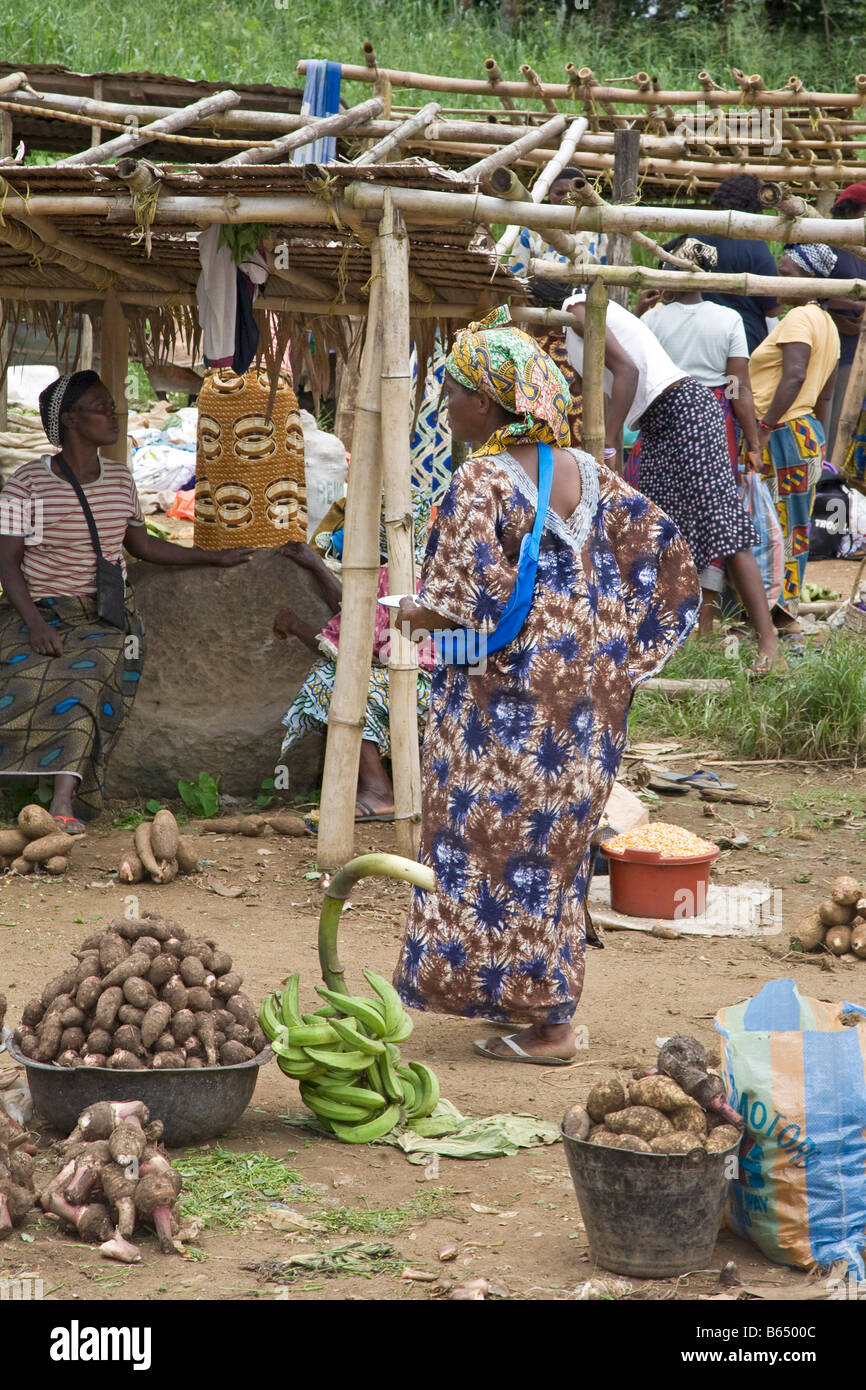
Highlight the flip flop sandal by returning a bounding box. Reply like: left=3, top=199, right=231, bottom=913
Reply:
left=647, top=768, right=738, bottom=791
left=53, top=814, right=86, bottom=836
left=354, top=799, right=395, bottom=824
left=473, top=1035, right=576, bottom=1066
left=745, top=652, right=787, bottom=678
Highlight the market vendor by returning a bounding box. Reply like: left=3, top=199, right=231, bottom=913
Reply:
left=0, top=371, right=251, bottom=833
left=393, top=309, right=699, bottom=1064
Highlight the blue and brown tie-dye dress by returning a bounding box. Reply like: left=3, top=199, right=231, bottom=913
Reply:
left=394, top=448, right=700, bottom=1026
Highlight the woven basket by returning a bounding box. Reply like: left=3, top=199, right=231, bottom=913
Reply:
left=843, top=553, right=866, bottom=635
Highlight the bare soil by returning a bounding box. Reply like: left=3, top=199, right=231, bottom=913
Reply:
left=1, top=756, right=864, bottom=1302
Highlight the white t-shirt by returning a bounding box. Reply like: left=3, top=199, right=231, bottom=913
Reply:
left=563, top=291, right=685, bottom=430
left=642, top=299, right=749, bottom=388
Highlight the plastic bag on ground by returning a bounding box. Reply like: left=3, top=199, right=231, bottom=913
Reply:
left=716, top=978, right=866, bottom=1276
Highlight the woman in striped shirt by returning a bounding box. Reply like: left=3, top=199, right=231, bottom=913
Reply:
left=0, top=371, right=251, bottom=832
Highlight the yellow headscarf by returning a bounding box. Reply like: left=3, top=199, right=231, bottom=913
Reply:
left=445, top=306, right=572, bottom=456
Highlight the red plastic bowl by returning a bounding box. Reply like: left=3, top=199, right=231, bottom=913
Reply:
left=603, top=844, right=720, bottom=920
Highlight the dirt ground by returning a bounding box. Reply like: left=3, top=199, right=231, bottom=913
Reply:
left=0, top=753, right=864, bottom=1303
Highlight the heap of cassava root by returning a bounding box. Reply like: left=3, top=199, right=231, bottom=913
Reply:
left=562, top=1036, right=744, bottom=1156
left=41, top=1100, right=184, bottom=1259
left=0, top=803, right=81, bottom=877
left=12, top=911, right=267, bottom=1069
left=789, top=875, right=866, bottom=958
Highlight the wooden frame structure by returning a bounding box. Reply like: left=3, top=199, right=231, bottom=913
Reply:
left=3, top=53, right=866, bottom=866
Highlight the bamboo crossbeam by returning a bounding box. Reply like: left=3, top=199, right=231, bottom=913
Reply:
left=0, top=73, right=26, bottom=98
left=221, top=97, right=385, bottom=166
left=459, top=113, right=567, bottom=180
left=487, top=167, right=592, bottom=262
left=496, top=117, right=588, bottom=262
left=566, top=172, right=693, bottom=270
left=526, top=262, right=866, bottom=299
left=302, top=60, right=866, bottom=109
left=354, top=100, right=440, bottom=165
left=13, top=187, right=866, bottom=252
left=56, top=89, right=241, bottom=166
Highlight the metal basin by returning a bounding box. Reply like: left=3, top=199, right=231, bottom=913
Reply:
left=5, top=1039, right=273, bottom=1147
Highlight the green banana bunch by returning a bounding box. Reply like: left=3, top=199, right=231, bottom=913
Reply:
left=258, top=970, right=442, bottom=1142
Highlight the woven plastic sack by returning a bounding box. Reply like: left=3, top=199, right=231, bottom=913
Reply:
left=715, top=978, right=866, bottom=1275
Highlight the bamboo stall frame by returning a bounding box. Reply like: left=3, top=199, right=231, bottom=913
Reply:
left=316, top=239, right=386, bottom=871
left=8, top=51, right=866, bottom=864
left=56, top=89, right=241, bottom=167
left=378, top=192, right=422, bottom=860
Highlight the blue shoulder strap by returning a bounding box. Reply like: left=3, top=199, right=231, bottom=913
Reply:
left=437, top=442, right=554, bottom=664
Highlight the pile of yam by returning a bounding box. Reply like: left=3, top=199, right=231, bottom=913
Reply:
left=0, top=804, right=81, bottom=877
left=11, top=911, right=267, bottom=1070
left=563, top=1073, right=742, bottom=1156
left=117, top=808, right=308, bottom=884
left=789, top=875, right=866, bottom=959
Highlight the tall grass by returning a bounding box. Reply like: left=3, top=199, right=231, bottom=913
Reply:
left=1, top=0, right=861, bottom=109
left=630, top=633, right=866, bottom=762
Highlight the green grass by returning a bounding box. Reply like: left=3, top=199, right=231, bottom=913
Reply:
left=1, top=0, right=861, bottom=116
left=177, top=1144, right=454, bottom=1235
left=630, top=632, right=866, bottom=762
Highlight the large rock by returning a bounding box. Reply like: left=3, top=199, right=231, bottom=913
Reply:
left=108, top=550, right=332, bottom=799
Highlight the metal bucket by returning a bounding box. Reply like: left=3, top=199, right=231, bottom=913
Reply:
left=6, top=1039, right=273, bottom=1147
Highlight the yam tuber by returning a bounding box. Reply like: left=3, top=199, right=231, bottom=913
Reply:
left=174, top=838, right=200, bottom=875
left=830, top=876, right=862, bottom=906
left=150, top=810, right=179, bottom=862
left=42, top=856, right=69, bottom=875
left=141, top=1001, right=172, bottom=1050
left=93, top=986, right=124, bottom=1031
left=108, top=1050, right=145, bottom=1069
left=49, top=1191, right=113, bottom=1243
left=108, top=1122, right=146, bottom=1168
left=818, top=898, right=855, bottom=927
left=100, top=1231, right=141, bottom=1263
left=0, top=827, right=28, bottom=857
left=123, top=976, right=155, bottom=1010
left=118, top=849, right=145, bottom=883
left=134, top=822, right=161, bottom=880
left=179, top=955, right=207, bottom=988
left=41, top=970, right=79, bottom=1008
left=17, top=803, right=58, bottom=839
left=148, top=953, right=177, bottom=989
left=64, top=1141, right=111, bottom=1204
left=99, top=934, right=129, bottom=974
left=155, top=858, right=179, bottom=884
left=22, top=832, right=80, bottom=863
left=186, top=986, right=212, bottom=1013
left=825, top=925, right=852, bottom=956
left=161, top=976, right=188, bottom=1013
left=135, top=1169, right=182, bottom=1253
left=101, top=952, right=151, bottom=991
left=214, top=971, right=243, bottom=1001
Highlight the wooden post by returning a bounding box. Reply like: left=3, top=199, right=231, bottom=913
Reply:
left=99, top=293, right=129, bottom=465
left=608, top=128, right=641, bottom=309
left=90, top=78, right=103, bottom=150
left=582, top=279, right=608, bottom=466
left=0, top=108, right=10, bottom=430
left=836, top=328, right=866, bottom=465
left=379, top=192, right=421, bottom=859
left=317, top=245, right=385, bottom=870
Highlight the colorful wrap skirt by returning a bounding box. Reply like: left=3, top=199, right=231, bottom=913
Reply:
left=0, top=593, right=145, bottom=818
left=280, top=659, right=432, bottom=761
left=759, top=414, right=825, bottom=618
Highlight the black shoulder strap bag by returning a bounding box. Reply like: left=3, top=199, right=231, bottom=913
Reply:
left=54, top=455, right=128, bottom=629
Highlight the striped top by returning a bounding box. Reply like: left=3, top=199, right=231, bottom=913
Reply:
left=0, top=455, right=145, bottom=600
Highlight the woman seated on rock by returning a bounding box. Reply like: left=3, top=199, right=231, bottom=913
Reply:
left=273, top=497, right=433, bottom=823
left=0, top=371, right=251, bottom=833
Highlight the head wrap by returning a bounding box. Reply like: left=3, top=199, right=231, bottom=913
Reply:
left=833, top=182, right=866, bottom=211
left=444, top=306, right=571, bottom=456
left=38, top=370, right=101, bottom=448
left=783, top=243, right=838, bottom=278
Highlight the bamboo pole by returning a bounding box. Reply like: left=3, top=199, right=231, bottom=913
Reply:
left=459, top=113, right=567, bottom=181
left=608, top=129, right=641, bottom=310
left=495, top=117, right=588, bottom=262
left=353, top=100, right=440, bottom=166
left=487, top=167, right=593, bottom=262
left=0, top=73, right=26, bottom=98
left=525, top=260, right=866, bottom=299
left=299, top=60, right=866, bottom=108
left=316, top=242, right=385, bottom=871
left=56, top=89, right=241, bottom=166
left=378, top=192, right=421, bottom=859
left=220, top=97, right=385, bottom=166
left=99, top=293, right=129, bottom=465
left=581, top=279, right=607, bottom=466
left=834, top=329, right=866, bottom=463
left=0, top=107, right=11, bottom=431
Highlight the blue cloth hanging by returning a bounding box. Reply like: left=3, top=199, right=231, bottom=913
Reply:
left=293, top=60, right=342, bottom=165
left=435, top=441, right=554, bottom=666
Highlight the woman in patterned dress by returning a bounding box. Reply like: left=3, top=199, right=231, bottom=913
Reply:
left=394, top=311, right=700, bottom=1063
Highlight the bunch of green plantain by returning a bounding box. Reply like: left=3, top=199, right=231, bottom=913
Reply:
left=258, top=969, right=440, bottom=1144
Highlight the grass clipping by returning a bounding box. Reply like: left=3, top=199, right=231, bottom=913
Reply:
left=631, top=632, right=866, bottom=762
